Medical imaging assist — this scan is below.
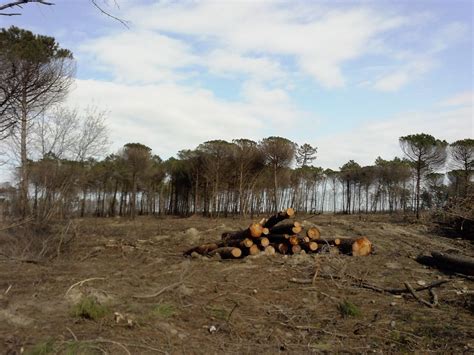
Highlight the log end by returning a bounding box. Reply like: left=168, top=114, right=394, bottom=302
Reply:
left=264, top=245, right=276, bottom=256
left=249, top=244, right=260, bottom=255
left=286, top=207, right=295, bottom=217
left=249, top=223, right=264, bottom=238
left=352, top=237, right=372, bottom=257
left=307, top=227, right=321, bottom=240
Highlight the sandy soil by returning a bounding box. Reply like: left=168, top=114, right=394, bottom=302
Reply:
left=0, top=214, right=473, bottom=354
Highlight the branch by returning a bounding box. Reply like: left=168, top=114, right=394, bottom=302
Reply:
left=90, top=0, right=129, bottom=28
left=0, top=0, right=53, bottom=15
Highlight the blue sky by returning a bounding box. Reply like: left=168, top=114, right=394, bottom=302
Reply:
left=0, top=0, right=472, bottom=171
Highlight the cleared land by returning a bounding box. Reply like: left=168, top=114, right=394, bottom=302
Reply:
left=1, top=214, right=473, bottom=354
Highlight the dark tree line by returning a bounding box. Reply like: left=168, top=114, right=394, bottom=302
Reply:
left=1, top=134, right=471, bottom=220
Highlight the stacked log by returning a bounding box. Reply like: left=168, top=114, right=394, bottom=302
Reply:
left=183, top=208, right=373, bottom=259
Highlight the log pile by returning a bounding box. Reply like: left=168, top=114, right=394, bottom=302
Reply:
left=184, top=208, right=373, bottom=259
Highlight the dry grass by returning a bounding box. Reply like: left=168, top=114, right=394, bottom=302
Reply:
left=0, top=214, right=473, bottom=354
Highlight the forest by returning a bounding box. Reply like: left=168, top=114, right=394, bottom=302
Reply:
left=0, top=26, right=472, bottom=222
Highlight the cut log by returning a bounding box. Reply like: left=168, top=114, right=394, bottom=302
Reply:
left=269, top=223, right=302, bottom=235
left=222, top=222, right=264, bottom=241
left=263, top=208, right=295, bottom=229
left=289, top=235, right=300, bottom=246
left=429, top=252, right=474, bottom=276
left=209, top=247, right=242, bottom=259
left=338, top=237, right=372, bottom=256
left=264, top=245, right=276, bottom=256
left=266, top=234, right=292, bottom=244
left=183, top=243, right=219, bottom=256
left=306, top=227, right=321, bottom=240
left=291, top=245, right=302, bottom=254
left=248, top=244, right=260, bottom=256
left=302, top=242, right=318, bottom=252
left=262, top=227, right=270, bottom=235
left=318, top=238, right=341, bottom=247
left=257, top=237, right=270, bottom=247
left=242, top=238, right=254, bottom=248
left=277, top=243, right=289, bottom=254
left=225, top=238, right=254, bottom=249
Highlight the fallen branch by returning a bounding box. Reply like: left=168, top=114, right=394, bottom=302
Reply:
left=290, top=275, right=450, bottom=295
left=132, top=281, right=183, bottom=299
left=404, top=281, right=436, bottom=308
left=65, top=277, right=106, bottom=296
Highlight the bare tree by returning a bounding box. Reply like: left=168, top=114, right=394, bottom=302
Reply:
left=32, top=105, right=109, bottom=161
left=72, top=107, right=110, bottom=161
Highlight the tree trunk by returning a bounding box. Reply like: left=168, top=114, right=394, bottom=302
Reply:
left=131, top=173, right=137, bottom=219
left=417, top=252, right=474, bottom=276
left=273, top=163, right=278, bottom=212
left=263, top=208, right=295, bottom=228
left=19, top=94, right=29, bottom=218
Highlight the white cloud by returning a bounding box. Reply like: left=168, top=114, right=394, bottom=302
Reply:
left=373, top=58, right=435, bottom=91
left=66, top=79, right=302, bottom=158
left=123, top=1, right=408, bottom=88
left=440, top=91, right=473, bottom=107
left=315, top=103, right=473, bottom=169
left=371, top=22, right=468, bottom=92
left=205, top=50, right=285, bottom=82
left=79, top=30, right=197, bottom=83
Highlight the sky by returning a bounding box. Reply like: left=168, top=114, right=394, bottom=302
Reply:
left=0, top=0, right=472, bottom=175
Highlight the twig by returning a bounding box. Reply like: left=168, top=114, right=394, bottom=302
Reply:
left=0, top=0, right=53, bottom=15
left=0, top=217, right=34, bottom=231
left=56, top=220, right=72, bottom=259
left=227, top=302, right=238, bottom=322
left=66, top=327, right=78, bottom=341
left=85, top=338, right=131, bottom=355
left=65, top=277, right=106, bottom=296
left=4, top=284, right=12, bottom=295
left=132, top=281, right=183, bottom=299
left=90, top=0, right=130, bottom=28
left=404, top=282, right=435, bottom=308
left=294, top=273, right=450, bottom=295
left=429, top=288, right=438, bottom=307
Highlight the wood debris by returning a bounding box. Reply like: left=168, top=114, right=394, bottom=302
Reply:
left=184, top=208, right=373, bottom=259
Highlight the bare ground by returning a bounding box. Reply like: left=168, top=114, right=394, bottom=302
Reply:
left=0, top=214, right=473, bottom=354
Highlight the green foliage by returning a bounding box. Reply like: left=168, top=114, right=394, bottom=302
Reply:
left=260, top=136, right=296, bottom=168
left=0, top=26, right=73, bottom=62
left=399, top=133, right=448, bottom=171
left=27, top=340, right=55, bottom=355
left=206, top=305, right=230, bottom=320
left=152, top=303, right=176, bottom=318
left=338, top=300, right=360, bottom=317
left=71, top=297, right=109, bottom=320
left=296, top=143, right=317, bottom=167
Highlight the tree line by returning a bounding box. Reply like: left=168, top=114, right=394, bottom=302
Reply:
left=0, top=26, right=472, bottom=220
left=0, top=134, right=472, bottom=220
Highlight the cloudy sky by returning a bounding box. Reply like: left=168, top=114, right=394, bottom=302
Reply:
left=1, top=0, right=472, bottom=170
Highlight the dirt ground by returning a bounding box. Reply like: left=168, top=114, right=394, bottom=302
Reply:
left=0, top=213, right=473, bottom=354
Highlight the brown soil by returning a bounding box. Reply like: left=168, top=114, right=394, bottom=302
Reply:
left=1, top=214, right=473, bottom=354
